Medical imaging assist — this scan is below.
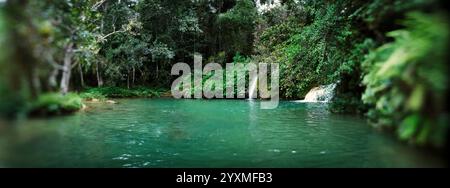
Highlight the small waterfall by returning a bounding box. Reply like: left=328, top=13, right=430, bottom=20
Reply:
left=248, top=75, right=258, bottom=100
left=296, top=83, right=336, bottom=103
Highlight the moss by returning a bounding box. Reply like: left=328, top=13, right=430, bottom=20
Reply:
left=29, top=93, right=83, bottom=116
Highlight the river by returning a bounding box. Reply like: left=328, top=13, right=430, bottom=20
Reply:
left=0, top=99, right=445, bottom=167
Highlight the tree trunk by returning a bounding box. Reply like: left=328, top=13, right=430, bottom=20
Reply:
left=127, top=69, right=130, bottom=89
left=60, top=43, right=74, bottom=95
left=97, top=9, right=105, bottom=88
left=48, top=67, right=59, bottom=90
left=156, top=62, right=159, bottom=79
left=96, top=61, right=104, bottom=87
left=78, top=62, right=85, bottom=88
left=31, top=67, right=42, bottom=97
left=132, top=66, right=135, bottom=87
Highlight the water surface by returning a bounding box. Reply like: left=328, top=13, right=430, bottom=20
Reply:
left=0, top=99, right=444, bottom=167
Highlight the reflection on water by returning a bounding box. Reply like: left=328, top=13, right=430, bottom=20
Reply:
left=0, top=99, right=446, bottom=167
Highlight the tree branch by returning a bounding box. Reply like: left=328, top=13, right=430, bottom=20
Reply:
left=101, top=29, right=126, bottom=41
left=91, top=0, right=107, bottom=11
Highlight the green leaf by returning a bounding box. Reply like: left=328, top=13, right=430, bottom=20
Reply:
left=398, top=114, right=421, bottom=140
left=407, top=84, right=425, bottom=111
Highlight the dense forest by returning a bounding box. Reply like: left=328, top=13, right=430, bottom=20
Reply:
left=0, top=0, right=448, bottom=150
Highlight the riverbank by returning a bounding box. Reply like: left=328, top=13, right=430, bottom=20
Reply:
left=28, top=87, right=168, bottom=117
left=80, top=86, right=166, bottom=100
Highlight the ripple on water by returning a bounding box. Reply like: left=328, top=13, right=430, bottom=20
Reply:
left=113, top=154, right=132, bottom=161
left=0, top=99, right=445, bottom=168
left=268, top=149, right=281, bottom=153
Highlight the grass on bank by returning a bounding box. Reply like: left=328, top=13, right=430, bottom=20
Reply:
left=28, top=87, right=166, bottom=116
left=29, top=93, right=83, bottom=116
left=80, top=86, right=164, bottom=100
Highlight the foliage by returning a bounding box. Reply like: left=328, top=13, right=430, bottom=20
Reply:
left=216, top=0, right=257, bottom=58
left=0, top=1, right=40, bottom=118
left=0, top=0, right=448, bottom=149
left=79, top=89, right=107, bottom=101
left=255, top=1, right=362, bottom=99
left=30, top=93, right=83, bottom=116
left=361, top=12, right=449, bottom=147
left=330, top=38, right=376, bottom=114
left=0, top=10, right=20, bottom=118
left=81, top=87, right=162, bottom=99
left=175, top=53, right=252, bottom=98
left=254, top=0, right=436, bottom=115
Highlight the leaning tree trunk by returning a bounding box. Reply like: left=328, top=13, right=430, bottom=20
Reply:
left=78, top=63, right=85, bottom=88
left=48, top=67, right=59, bottom=90
left=95, top=6, right=106, bottom=88
left=31, top=68, right=41, bottom=96
left=96, top=61, right=104, bottom=87
left=60, top=43, right=74, bottom=95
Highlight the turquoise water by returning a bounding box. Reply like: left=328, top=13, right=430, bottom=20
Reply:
left=0, top=99, right=444, bottom=167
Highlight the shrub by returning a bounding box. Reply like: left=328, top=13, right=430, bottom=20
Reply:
left=81, top=87, right=162, bottom=99
left=30, top=93, right=83, bottom=116
left=361, top=12, right=449, bottom=147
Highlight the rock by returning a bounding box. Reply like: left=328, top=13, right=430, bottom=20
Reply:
left=161, top=91, right=173, bottom=98
left=91, top=98, right=100, bottom=102
left=106, top=100, right=117, bottom=104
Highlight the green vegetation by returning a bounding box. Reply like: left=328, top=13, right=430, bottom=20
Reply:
left=0, top=0, right=448, bottom=149
left=29, top=93, right=83, bottom=116
left=81, top=87, right=163, bottom=100
left=174, top=53, right=252, bottom=98
left=250, top=1, right=448, bottom=147
left=361, top=12, right=449, bottom=147
left=253, top=0, right=439, bottom=112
